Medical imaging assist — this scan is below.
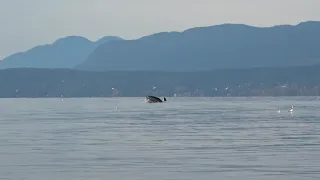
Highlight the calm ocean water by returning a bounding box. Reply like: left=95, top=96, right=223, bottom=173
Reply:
left=0, top=97, right=320, bottom=180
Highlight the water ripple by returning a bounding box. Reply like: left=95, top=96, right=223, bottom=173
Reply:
left=0, top=97, right=320, bottom=180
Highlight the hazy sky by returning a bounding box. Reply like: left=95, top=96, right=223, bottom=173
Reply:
left=1, top=0, right=320, bottom=59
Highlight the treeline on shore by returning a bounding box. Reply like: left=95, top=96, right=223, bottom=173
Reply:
left=0, top=66, right=320, bottom=98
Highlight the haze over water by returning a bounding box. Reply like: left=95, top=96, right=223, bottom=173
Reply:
left=0, top=97, right=320, bottom=180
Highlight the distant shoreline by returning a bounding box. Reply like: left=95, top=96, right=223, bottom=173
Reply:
left=1, top=96, right=320, bottom=100
left=1, top=66, right=320, bottom=98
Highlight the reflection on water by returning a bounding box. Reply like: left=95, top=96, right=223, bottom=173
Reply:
left=0, top=97, right=319, bottom=180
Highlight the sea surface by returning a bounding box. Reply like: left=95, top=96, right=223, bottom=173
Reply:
left=0, top=97, right=320, bottom=180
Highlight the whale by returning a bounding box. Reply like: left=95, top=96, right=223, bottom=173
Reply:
left=145, top=96, right=166, bottom=103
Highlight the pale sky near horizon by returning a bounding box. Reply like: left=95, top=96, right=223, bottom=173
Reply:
left=0, top=0, right=320, bottom=59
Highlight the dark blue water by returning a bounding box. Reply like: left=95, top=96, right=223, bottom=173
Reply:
left=0, top=97, right=319, bottom=180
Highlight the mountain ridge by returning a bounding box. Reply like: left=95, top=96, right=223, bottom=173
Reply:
left=76, top=21, right=320, bottom=71
left=0, top=35, right=123, bottom=69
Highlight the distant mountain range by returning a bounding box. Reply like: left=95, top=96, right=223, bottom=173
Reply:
left=1, top=21, right=320, bottom=71
left=76, top=21, right=320, bottom=71
left=0, top=36, right=123, bottom=69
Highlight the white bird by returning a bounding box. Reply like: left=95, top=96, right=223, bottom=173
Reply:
left=288, top=105, right=294, bottom=113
